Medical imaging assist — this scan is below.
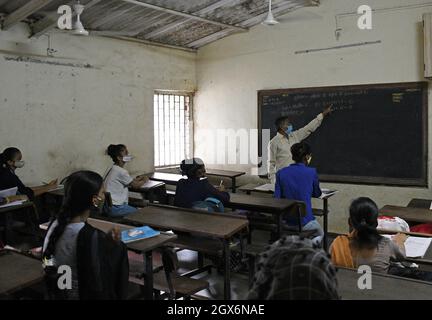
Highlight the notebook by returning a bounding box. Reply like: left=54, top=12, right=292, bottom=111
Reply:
left=319, top=188, right=338, bottom=199
left=383, top=235, right=432, bottom=258
left=121, top=226, right=160, bottom=243
left=254, top=183, right=275, bottom=192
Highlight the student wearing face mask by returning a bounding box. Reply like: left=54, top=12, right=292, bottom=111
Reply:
left=43, top=170, right=129, bottom=299
left=104, top=144, right=149, bottom=217
left=275, top=142, right=324, bottom=245
left=267, top=105, right=333, bottom=184
left=0, top=147, right=58, bottom=200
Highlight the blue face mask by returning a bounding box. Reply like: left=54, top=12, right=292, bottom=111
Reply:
left=285, top=125, right=293, bottom=135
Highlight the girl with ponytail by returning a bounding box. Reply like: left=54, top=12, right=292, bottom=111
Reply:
left=104, top=144, right=149, bottom=217
left=330, top=197, right=406, bottom=273
left=42, top=171, right=129, bottom=300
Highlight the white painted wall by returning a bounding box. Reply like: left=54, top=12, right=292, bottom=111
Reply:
left=195, top=0, right=432, bottom=233
left=0, top=24, right=196, bottom=185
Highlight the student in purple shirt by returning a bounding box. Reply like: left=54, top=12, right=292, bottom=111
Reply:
left=275, top=142, right=323, bottom=245
left=174, top=158, right=230, bottom=209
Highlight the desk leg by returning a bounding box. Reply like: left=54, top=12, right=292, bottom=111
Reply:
left=323, top=199, right=328, bottom=251
left=223, top=240, right=231, bottom=300
left=232, top=178, right=236, bottom=193
left=278, top=214, right=283, bottom=239
left=143, top=251, right=154, bottom=300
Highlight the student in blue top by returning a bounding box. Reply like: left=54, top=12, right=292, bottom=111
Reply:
left=274, top=142, right=324, bottom=244
left=174, top=158, right=230, bottom=210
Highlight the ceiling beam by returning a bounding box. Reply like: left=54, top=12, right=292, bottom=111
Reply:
left=104, top=35, right=197, bottom=53
left=119, top=0, right=247, bottom=32
left=186, top=0, right=316, bottom=48
left=30, top=0, right=103, bottom=38
left=144, top=0, right=246, bottom=40
left=2, top=0, right=56, bottom=30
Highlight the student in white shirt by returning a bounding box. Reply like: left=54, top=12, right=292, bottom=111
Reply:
left=105, top=144, right=148, bottom=217
left=267, top=105, right=333, bottom=184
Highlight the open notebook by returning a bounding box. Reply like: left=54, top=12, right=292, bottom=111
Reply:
left=383, top=235, right=432, bottom=258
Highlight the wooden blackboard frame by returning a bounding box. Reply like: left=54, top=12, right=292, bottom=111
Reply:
left=258, top=82, right=429, bottom=187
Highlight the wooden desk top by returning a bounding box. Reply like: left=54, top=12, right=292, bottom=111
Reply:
left=0, top=250, right=44, bottom=295
left=89, top=218, right=177, bottom=253
left=227, top=193, right=297, bottom=213
left=0, top=201, right=34, bottom=214
left=150, top=172, right=185, bottom=183
left=205, top=169, right=245, bottom=178
left=238, top=183, right=273, bottom=194
left=380, top=205, right=432, bottom=224
left=124, top=206, right=248, bottom=240
left=408, top=198, right=431, bottom=209
left=337, top=267, right=432, bottom=300
left=129, top=180, right=165, bottom=193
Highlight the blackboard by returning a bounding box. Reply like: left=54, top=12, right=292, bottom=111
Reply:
left=258, top=82, right=428, bottom=187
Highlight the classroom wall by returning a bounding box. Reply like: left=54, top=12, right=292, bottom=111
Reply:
left=194, top=0, right=432, bottom=233
left=0, top=24, right=196, bottom=185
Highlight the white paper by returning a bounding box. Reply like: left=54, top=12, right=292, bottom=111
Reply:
left=0, top=187, right=18, bottom=198
left=0, top=200, right=25, bottom=209
left=383, top=235, right=432, bottom=258
left=254, top=183, right=275, bottom=192
left=319, top=189, right=338, bottom=199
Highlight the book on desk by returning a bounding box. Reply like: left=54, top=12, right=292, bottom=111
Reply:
left=121, top=226, right=160, bottom=243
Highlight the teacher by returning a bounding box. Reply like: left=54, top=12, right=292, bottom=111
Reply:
left=267, top=105, right=333, bottom=184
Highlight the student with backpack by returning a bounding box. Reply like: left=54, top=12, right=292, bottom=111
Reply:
left=42, top=170, right=129, bottom=300
left=174, top=158, right=230, bottom=212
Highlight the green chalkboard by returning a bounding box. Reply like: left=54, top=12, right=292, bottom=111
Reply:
left=258, top=82, right=428, bottom=186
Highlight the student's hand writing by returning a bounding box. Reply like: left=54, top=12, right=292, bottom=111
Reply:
left=218, top=184, right=226, bottom=192
left=109, top=227, right=121, bottom=242
left=322, top=104, right=333, bottom=117
left=393, top=233, right=408, bottom=246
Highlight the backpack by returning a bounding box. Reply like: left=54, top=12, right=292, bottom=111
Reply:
left=192, top=197, right=224, bottom=213
left=377, top=216, right=410, bottom=232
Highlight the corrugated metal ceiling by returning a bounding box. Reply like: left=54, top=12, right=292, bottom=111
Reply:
left=0, top=0, right=319, bottom=51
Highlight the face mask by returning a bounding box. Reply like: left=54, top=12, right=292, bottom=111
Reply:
left=285, top=125, right=293, bottom=135
left=14, top=160, right=25, bottom=168
left=123, top=155, right=133, bottom=162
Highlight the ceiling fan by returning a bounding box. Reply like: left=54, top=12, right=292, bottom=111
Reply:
left=55, top=1, right=140, bottom=38
left=261, top=0, right=322, bottom=26
left=262, top=0, right=279, bottom=26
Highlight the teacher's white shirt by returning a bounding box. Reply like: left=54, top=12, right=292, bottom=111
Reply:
left=267, top=113, right=324, bottom=184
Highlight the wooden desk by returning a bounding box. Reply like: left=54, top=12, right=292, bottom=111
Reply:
left=0, top=250, right=44, bottom=297
left=238, top=184, right=335, bottom=250
left=337, top=267, right=432, bottom=300
left=0, top=201, right=37, bottom=244
left=408, top=198, right=432, bottom=209
left=205, top=169, right=245, bottom=193
left=148, top=172, right=186, bottom=186
left=380, top=205, right=432, bottom=224
left=124, top=206, right=249, bottom=300
left=129, top=180, right=166, bottom=204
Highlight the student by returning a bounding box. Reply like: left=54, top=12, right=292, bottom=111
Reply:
left=247, top=235, right=339, bottom=300
left=174, top=158, right=230, bottom=209
left=105, top=144, right=148, bottom=217
left=267, top=105, right=332, bottom=184
left=0, top=147, right=57, bottom=200
left=42, top=170, right=129, bottom=300
left=275, top=142, right=323, bottom=243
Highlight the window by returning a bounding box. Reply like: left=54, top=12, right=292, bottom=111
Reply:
left=154, top=92, right=193, bottom=168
